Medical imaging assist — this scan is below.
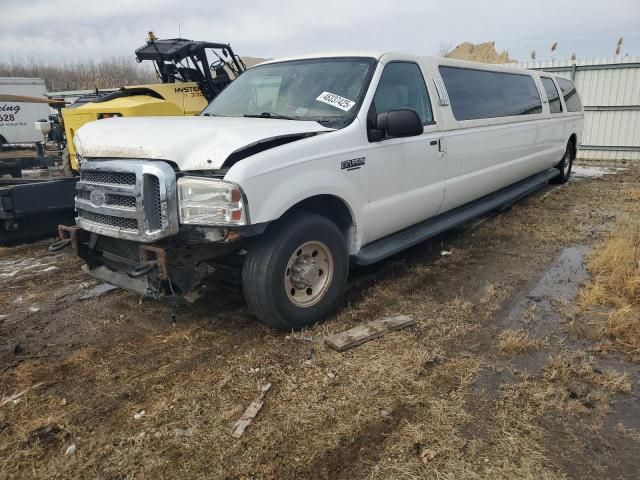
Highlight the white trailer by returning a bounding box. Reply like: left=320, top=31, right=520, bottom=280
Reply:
left=0, top=77, right=50, bottom=146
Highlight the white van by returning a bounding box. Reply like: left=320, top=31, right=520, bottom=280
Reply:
left=0, top=77, right=49, bottom=147
left=64, top=52, right=584, bottom=329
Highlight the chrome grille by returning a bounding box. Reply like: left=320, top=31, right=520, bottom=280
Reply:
left=77, top=189, right=136, bottom=208
left=80, top=170, right=136, bottom=185
left=78, top=210, right=138, bottom=231
left=108, top=194, right=137, bottom=208
left=144, top=175, right=163, bottom=231
left=75, top=159, right=179, bottom=242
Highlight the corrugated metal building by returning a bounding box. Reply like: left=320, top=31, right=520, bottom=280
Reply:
left=507, top=56, right=640, bottom=161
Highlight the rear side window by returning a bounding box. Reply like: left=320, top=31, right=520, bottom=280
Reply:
left=541, top=77, right=563, bottom=113
left=439, top=66, right=542, bottom=120
left=373, top=62, right=434, bottom=124
left=497, top=73, right=543, bottom=116
left=557, top=78, right=582, bottom=112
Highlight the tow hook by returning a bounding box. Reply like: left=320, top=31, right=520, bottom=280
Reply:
left=139, top=244, right=169, bottom=279
left=49, top=225, right=83, bottom=252
left=130, top=263, right=157, bottom=278
left=48, top=238, right=71, bottom=252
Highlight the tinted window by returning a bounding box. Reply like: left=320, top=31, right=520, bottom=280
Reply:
left=557, top=78, right=582, bottom=112
left=498, top=73, right=542, bottom=116
left=373, top=62, right=433, bottom=124
left=439, top=67, right=504, bottom=120
left=542, top=77, right=563, bottom=113
left=439, top=66, right=542, bottom=120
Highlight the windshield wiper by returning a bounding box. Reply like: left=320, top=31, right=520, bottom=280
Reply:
left=243, top=112, right=297, bottom=120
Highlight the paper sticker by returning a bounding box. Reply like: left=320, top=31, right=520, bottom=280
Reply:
left=316, top=91, right=355, bottom=111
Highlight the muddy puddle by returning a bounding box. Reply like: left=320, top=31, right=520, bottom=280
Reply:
left=501, top=245, right=589, bottom=337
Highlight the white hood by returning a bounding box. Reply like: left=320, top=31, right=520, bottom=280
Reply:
left=74, top=116, right=333, bottom=170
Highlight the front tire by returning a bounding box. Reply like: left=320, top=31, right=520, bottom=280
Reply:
left=551, top=142, right=574, bottom=184
left=242, top=211, right=349, bottom=330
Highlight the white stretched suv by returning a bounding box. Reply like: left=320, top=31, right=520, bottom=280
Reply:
left=60, top=52, right=584, bottom=329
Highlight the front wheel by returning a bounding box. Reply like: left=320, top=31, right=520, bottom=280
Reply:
left=551, top=142, right=574, bottom=184
left=242, top=212, right=349, bottom=330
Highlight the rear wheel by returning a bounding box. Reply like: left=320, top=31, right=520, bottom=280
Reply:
left=242, top=212, right=349, bottom=330
left=552, top=141, right=574, bottom=184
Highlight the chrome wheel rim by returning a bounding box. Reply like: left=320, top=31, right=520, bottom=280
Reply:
left=285, top=240, right=333, bottom=307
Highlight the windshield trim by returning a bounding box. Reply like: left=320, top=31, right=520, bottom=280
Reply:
left=201, top=56, right=378, bottom=129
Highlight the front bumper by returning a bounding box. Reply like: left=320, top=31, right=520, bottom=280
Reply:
left=58, top=224, right=245, bottom=299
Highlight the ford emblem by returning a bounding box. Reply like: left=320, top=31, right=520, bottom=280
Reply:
left=89, top=189, right=107, bottom=206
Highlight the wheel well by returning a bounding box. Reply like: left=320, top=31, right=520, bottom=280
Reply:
left=285, top=195, right=357, bottom=253
left=568, top=134, right=577, bottom=159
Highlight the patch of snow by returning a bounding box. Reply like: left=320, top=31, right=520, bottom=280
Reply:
left=572, top=166, right=625, bottom=178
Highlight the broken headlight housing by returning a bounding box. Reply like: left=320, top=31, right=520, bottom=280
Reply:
left=177, top=177, right=247, bottom=226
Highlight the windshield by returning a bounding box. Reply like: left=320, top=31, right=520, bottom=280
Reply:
left=202, top=57, right=376, bottom=128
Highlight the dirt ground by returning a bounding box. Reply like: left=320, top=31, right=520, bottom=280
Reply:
left=1, top=162, right=639, bottom=479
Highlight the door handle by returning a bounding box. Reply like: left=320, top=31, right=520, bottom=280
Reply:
left=437, top=138, right=445, bottom=159
left=429, top=140, right=438, bottom=146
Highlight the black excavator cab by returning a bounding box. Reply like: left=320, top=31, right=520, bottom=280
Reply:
left=135, top=37, right=246, bottom=101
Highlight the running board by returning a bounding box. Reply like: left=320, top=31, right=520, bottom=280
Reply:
left=352, top=168, right=559, bottom=266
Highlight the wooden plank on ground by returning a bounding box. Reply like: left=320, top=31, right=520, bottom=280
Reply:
left=231, top=383, right=271, bottom=439
left=324, top=315, right=415, bottom=352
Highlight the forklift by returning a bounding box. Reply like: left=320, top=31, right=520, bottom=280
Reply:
left=63, top=33, right=245, bottom=171
left=0, top=34, right=246, bottom=244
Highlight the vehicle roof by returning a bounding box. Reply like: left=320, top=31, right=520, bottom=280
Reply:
left=252, top=52, right=545, bottom=76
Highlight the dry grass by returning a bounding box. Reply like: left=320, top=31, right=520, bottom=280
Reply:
left=480, top=283, right=510, bottom=319
left=498, top=329, right=541, bottom=355
left=578, top=196, right=640, bottom=355
left=499, top=351, right=631, bottom=421
left=2, top=166, right=640, bottom=479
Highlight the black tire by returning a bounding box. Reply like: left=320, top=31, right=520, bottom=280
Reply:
left=242, top=211, right=349, bottom=330
left=551, top=141, right=574, bottom=184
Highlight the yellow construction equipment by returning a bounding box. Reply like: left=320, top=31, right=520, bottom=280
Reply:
left=62, top=35, right=245, bottom=171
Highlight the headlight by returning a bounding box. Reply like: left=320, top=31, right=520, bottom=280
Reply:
left=177, top=177, right=247, bottom=226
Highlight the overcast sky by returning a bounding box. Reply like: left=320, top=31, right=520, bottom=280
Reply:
left=1, top=0, right=639, bottom=62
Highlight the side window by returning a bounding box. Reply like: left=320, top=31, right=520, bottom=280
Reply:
left=496, top=73, right=542, bottom=115
left=541, top=77, right=563, bottom=113
left=440, top=66, right=543, bottom=120
left=373, top=62, right=434, bottom=125
left=557, top=78, right=583, bottom=112
left=439, top=66, right=505, bottom=120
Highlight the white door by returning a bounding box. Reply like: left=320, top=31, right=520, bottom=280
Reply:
left=361, top=62, right=445, bottom=243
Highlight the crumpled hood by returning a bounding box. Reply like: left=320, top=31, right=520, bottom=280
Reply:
left=74, top=115, right=334, bottom=170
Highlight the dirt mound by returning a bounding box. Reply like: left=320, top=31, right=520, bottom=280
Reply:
left=445, top=41, right=511, bottom=64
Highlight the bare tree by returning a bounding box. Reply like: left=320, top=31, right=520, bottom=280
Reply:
left=0, top=56, right=156, bottom=92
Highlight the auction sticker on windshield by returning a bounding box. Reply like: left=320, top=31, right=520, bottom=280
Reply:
left=316, top=92, right=355, bottom=111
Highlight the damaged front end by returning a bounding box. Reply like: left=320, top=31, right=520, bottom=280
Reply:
left=59, top=157, right=262, bottom=301
left=58, top=224, right=244, bottom=299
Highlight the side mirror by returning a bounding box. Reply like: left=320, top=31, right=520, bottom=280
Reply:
left=369, top=109, right=423, bottom=141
